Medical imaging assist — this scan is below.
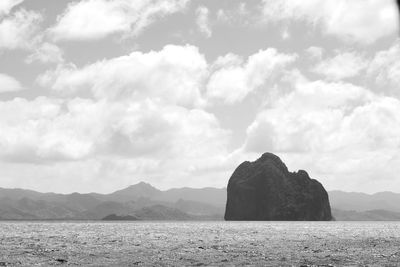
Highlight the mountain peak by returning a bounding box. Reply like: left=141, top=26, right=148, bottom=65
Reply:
left=107, top=181, right=161, bottom=202
left=131, top=181, right=154, bottom=188
left=257, top=152, right=289, bottom=173
left=126, top=182, right=159, bottom=192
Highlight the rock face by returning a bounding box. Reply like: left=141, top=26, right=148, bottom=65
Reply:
left=225, top=153, right=332, bottom=221
left=397, top=0, right=400, bottom=14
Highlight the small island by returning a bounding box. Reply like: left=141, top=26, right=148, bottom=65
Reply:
left=102, top=214, right=139, bottom=221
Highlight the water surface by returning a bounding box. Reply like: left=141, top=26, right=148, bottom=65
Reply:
left=1, top=221, right=399, bottom=266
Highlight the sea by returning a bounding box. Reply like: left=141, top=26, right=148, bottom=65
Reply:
left=0, top=221, right=399, bottom=266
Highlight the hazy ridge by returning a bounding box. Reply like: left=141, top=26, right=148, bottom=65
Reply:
left=1, top=182, right=400, bottom=221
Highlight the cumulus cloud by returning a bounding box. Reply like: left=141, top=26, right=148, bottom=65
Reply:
left=196, top=6, right=212, bottom=38
left=0, top=73, right=23, bottom=92
left=0, top=6, right=64, bottom=65
left=40, top=45, right=299, bottom=106
left=262, top=0, right=399, bottom=44
left=0, top=9, right=42, bottom=50
left=50, top=0, right=189, bottom=41
left=244, top=78, right=374, bottom=153
left=241, top=69, right=400, bottom=191
left=0, top=0, right=24, bottom=16
left=38, top=45, right=207, bottom=107
left=312, top=51, right=369, bottom=80
left=0, top=96, right=230, bottom=181
left=102, top=100, right=231, bottom=160
left=206, top=49, right=297, bottom=104
left=368, top=41, right=400, bottom=91
left=1, top=41, right=242, bottom=190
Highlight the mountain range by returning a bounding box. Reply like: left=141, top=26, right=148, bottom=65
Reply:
left=0, top=182, right=399, bottom=221
left=0, top=182, right=226, bottom=220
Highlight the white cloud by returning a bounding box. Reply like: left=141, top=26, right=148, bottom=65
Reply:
left=262, top=0, right=399, bottom=44
left=50, top=0, right=189, bottom=41
left=25, top=42, right=64, bottom=64
left=196, top=6, right=211, bottom=38
left=39, top=45, right=207, bottom=107
left=305, top=46, right=324, bottom=60
left=241, top=70, right=400, bottom=191
left=0, top=9, right=42, bottom=50
left=206, top=48, right=297, bottom=104
left=40, top=45, right=298, bottom=107
left=0, top=73, right=23, bottom=92
left=215, top=2, right=255, bottom=26
left=244, top=78, right=374, bottom=153
left=0, top=0, right=24, bottom=16
left=0, top=96, right=231, bottom=189
left=368, top=41, right=400, bottom=90
left=312, top=51, right=369, bottom=80
left=0, top=40, right=237, bottom=190
left=0, top=7, right=63, bottom=64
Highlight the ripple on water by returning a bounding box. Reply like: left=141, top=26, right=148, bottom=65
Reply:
left=0, top=221, right=399, bottom=266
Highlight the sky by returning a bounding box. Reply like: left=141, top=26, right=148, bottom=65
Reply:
left=0, top=0, right=399, bottom=194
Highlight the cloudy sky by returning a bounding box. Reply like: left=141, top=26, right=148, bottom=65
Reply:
left=0, top=0, right=399, bottom=194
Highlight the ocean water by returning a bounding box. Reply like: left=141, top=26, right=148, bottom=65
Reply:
left=0, top=221, right=399, bottom=266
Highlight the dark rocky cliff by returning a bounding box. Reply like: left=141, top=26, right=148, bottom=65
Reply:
left=225, top=153, right=332, bottom=221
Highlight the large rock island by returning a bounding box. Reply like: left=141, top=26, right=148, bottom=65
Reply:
left=225, top=153, right=332, bottom=221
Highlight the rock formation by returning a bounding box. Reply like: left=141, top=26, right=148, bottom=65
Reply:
left=397, top=0, right=400, bottom=14
left=225, top=153, right=332, bottom=221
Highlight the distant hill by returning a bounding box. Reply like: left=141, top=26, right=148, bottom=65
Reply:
left=100, top=182, right=161, bottom=202
left=333, top=209, right=400, bottom=221
left=78, top=201, right=138, bottom=220
left=0, top=183, right=399, bottom=221
left=93, top=182, right=227, bottom=208
left=174, top=199, right=224, bottom=216
left=133, top=205, right=193, bottom=220
left=0, top=183, right=226, bottom=220
left=329, top=191, right=400, bottom=213
left=155, top=187, right=226, bottom=207
left=0, top=197, right=78, bottom=220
